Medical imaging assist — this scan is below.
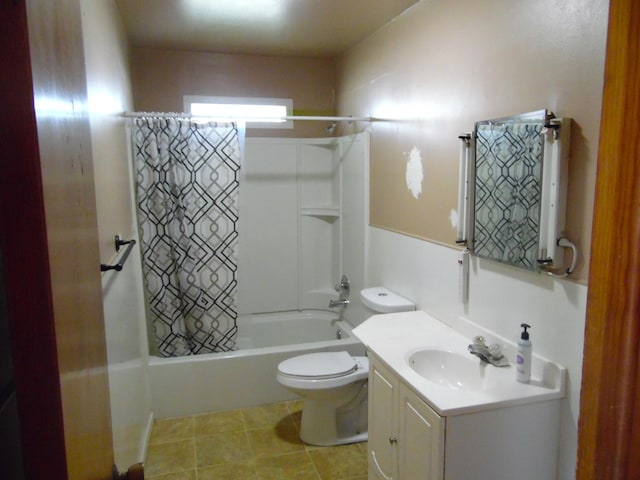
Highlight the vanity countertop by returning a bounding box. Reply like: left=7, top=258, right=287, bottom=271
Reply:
left=352, top=310, right=566, bottom=416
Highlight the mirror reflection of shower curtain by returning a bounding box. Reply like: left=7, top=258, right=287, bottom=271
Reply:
left=133, top=117, right=242, bottom=357
left=474, top=122, right=544, bottom=270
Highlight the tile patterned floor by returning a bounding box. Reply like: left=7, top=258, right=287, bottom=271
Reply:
left=145, top=400, right=368, bottom=480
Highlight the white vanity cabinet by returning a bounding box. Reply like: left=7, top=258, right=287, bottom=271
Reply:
left=354, top=312, right=566, bottom=479
left=369, top=354, right=444, bottom=480
left=367, top=352, right=560, bottom=480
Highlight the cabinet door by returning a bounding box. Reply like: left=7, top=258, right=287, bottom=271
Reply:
left=398, top=385, right=444, bottom=480
left=369, top=356, right=397, bottom=480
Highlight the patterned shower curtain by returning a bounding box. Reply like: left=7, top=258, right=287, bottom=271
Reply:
left=133, top=117, right=241, bottom=357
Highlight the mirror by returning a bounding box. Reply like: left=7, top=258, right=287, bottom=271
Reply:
left=461, top=109, right=570, bottom=272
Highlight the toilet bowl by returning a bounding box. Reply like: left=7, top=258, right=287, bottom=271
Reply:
left=277, top=351, right=369, bottom=446
left=276, top=286, right=415, bottom=446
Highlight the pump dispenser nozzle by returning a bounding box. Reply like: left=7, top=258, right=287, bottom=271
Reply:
left=516, top=323, right=532, bottom=383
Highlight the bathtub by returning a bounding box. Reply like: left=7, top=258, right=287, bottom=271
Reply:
left=148, top=310, right=365, bottom=419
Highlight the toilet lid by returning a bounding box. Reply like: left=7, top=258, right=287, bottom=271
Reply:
left=278, top=351, right=357, bottom=379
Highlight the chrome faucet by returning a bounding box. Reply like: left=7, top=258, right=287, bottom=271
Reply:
left=335, top=274, right=350, bottom=298
left=329, top=298, right=350, bottom=308
left=468, top=336, right=510, bottom=367
left=329, top=274, right=350, bottom=309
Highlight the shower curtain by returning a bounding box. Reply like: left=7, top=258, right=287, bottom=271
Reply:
left=133, top=117, right=242, bottom=357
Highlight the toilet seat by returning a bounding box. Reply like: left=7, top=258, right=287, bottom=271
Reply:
left=277, top=352, right=369, bottom=390
left=278, top=351, right=357, bottom=379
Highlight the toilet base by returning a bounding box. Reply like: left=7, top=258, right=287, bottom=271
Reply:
left=297, top=380, right=368, bottom=446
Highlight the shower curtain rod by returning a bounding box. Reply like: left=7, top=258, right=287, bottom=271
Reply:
left=123, top=112, right=372, bottom=122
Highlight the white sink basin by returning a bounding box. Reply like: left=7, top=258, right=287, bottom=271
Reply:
left=408, top=349, right=485, bottom=391
left=352, top=311, right=567, bottom=415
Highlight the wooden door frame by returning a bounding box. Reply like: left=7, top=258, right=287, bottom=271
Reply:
left=0, top=1, right=68, bottom=478
left=577, top=0, right=640, bottom=477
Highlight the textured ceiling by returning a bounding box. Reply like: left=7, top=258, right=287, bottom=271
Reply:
left=116, top=0, right=419, bottom=57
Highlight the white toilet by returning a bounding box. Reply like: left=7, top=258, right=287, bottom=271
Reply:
left=276, top=287, right=415, bottom=446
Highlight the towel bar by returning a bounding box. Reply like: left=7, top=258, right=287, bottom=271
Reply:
left=100, top=235, right=136, bottom=272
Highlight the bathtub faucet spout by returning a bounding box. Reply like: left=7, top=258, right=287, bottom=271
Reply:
left=329, top=298, right=350, bottom=309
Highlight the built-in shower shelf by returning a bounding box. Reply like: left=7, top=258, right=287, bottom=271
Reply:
left=301, top=207, right=340, bottom=219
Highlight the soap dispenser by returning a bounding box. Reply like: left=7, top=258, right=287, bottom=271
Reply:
left=516, top=323, right=532, bottom=383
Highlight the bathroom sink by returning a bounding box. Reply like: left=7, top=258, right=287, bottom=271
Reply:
left=354, top=311, right=567, bottom=415
left=407, top=349, right=486, bottom=391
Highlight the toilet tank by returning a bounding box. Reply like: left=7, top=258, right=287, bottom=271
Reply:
left=360, top=287, right=415, bottom=314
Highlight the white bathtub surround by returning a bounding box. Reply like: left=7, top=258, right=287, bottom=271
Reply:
left=148, top=311, right=365, bottom=419
left=366, top=227, right=587, bottom=480
left=239, top=133, right=369, bottom=319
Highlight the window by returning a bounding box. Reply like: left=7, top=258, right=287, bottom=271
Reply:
left=183, top=96, right=293, bottom=129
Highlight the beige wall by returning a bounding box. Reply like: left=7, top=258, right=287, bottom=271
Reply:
left=81, top=0, right=152, bottom=472
left=82, top=0, right=136, bottom=263
left=337, top=0, right=609, bottom=282
left=129, top=48, right=337, bottom=138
